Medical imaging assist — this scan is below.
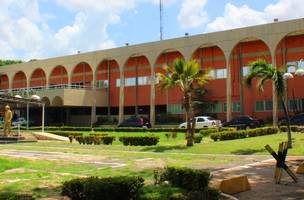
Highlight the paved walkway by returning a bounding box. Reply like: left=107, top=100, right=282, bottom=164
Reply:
left=211, top=158, right=304, bottom=200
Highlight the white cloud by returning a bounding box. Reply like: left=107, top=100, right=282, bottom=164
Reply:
left=205, top=0, right=304, bottom=32
left=177, top=0, right=208, bottom=29
left=206, top=3, right=266, bottom=32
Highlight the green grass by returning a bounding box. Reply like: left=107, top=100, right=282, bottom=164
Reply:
left=0, top=131, right=303, bottom=198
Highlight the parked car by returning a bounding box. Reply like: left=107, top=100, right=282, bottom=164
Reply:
left=12, top=117, right=27, bottom=127
left=178, top=116, right=221, bottom=129
left=279, top=113, right=304, bottom=126
left=118, top=116, right=152, bottom=128
left=222, top=115, right=261, bottom=129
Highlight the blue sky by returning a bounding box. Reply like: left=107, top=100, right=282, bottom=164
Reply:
left=0, top=0, right=303, bottom=60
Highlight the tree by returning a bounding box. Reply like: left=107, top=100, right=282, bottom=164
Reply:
left=158, top=59, right=210, bottom=146
left=245, top=59, right=292, bottom=148
left=0, top=59, right=23, bottom=67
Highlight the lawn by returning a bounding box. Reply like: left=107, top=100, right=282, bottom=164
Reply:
left=0, top=131, right=303, bottom=198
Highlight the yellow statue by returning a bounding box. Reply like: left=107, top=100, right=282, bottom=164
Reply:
left=3, top=105, right=12, bottom=137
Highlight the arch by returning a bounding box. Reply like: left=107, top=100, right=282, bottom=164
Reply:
left=123, top=55, right=152, bottom=115
left=0, top=74, right=9, bottom=90
left=49, top=65, right=68, bottom=86
left=191, top=44, right=227, bottom=121
left=71, top=62, right=93, bottom=88
left=12, top=71, right=27, bottom=89
left=41, top=97, right=51, bottom=107
left=154, top=49, right=185, bottom=115
left=52, top=96, right=63, bottom=107
left=230, top=37, right=272, bottom=120
left=274, top=30, right=304, bottom=115
left=30, top=68, right=46, bottom=88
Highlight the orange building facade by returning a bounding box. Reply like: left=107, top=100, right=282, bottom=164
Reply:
left=0, top=19, right=304, bottom=126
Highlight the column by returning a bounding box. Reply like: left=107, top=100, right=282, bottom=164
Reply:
left=150, top=68, right=156, bottom=126
left=272, top=54, right=278, bottom=126
left=226, top=60, right=232, bottom=122
left=118, top=70, right=124, bottom=124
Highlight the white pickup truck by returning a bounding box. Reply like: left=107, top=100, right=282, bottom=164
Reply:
left=178, top=116, right=221, bottom=128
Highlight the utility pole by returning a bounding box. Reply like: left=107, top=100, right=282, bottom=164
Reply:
left=160, top=0, right=163, bottom=40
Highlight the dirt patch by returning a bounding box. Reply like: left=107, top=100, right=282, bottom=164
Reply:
left=135, top=158, right=166, bottom=169
left=4, top=168, right=37, bottom=174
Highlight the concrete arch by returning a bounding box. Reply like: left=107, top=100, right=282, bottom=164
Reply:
left=154, top=48, right=185, bottom=67
left=41, top=96, right=51, bottom=107
left=52, top=96, right=63, bottom=107
left=274, top=30, right=304, bottom=56
left=49, top=65, right=69, bottom=86
left=0, top=74, right=9, bottom=90
left=70, top=62, right=93, bottom=87
left=191, top=44, right=227, bottom=70
left=29, top=68, right=47, bottom=87
left=12, top=71, right=27, bottom=89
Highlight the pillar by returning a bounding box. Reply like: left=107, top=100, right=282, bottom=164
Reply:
left=272, top=53, right=278, bottom=126
left=226, top=59, right=232, bottom=122
left=118, top=70, right=125, bottom=124
left=150, top=68, right=156, bottom=126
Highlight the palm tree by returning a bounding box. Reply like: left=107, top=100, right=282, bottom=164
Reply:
left=245, top=59, right=292, bottom=148
left=158, top=59, right=210, bottom=146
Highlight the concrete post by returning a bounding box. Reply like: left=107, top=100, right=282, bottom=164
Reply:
left=226, top=58, right=232, bottom=122
left=118, top=70, right=125, bottom=124
left=272, top=54, right=278, bottom=126
left=150, top=68, right=156, bottom=126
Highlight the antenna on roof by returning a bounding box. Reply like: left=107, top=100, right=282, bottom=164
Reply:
left=160, top=0, right=163, bottom=40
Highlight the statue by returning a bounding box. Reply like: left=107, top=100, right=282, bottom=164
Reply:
left=3, top=105, right=12, bottom=137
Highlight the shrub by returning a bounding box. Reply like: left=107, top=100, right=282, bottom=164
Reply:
left=138, top=185, right=186, bottom=200
left=212, top=127, right=279, bottom=141
left=161, top=167, right=211, bottom=191
left=100, top=136, right=115, bottom=145
left=193, top=134, right=203, bottom=143
left=62, top=176, right=144, bottom=200
left=0, top=193, right=35, bottom=200
left=187, top=187, right=220, bottom=200
left=119, top=136, right=159, bottom=146
left=199, top=128, right=218, bottom=137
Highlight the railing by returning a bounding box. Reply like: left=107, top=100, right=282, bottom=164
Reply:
left=0, top=84, right=93, bottom=94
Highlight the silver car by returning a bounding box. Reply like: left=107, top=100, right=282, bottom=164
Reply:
left=178, top=116, right=222, bottom=128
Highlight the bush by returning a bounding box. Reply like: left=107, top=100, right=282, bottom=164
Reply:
left=62, top=176, right=144, bottom=200
left=100, top=136, right=115, bottom=145
left=138, top=185, right=186, bottom=200
left=279, top=125, right=299, bottom=132
left=187, top=187, right=220, bottom=200
left=119, top=136, right=159, bottom=146
left=161, top=167, right=211, bottom=191
left=193, top=134, right=203, bottom=143
left=0, top=193, right=34, bottom=200
left=199, top=128, right=218, bottom=137
left=211, top=127, right=279, bottom=141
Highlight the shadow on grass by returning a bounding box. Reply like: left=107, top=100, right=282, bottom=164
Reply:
left=141, top=145, right=188, bottom=152
left=231, top=148, right=265, bottom=155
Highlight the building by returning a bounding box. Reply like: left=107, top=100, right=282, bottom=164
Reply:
left=1, top=18, right=304, bottom=126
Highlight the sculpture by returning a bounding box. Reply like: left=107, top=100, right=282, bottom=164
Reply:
left=3, top=105, right=12, bottom=137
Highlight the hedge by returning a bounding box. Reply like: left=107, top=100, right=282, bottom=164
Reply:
left=279, top=125, right=304, bottom=132
left=75, top=136, right=115, bottom=145
left=119, top=136, right=159, bottom=146
left=62, top=176, right=144, bottom=200
left=199, top=127, right=236, bottom=137
left=210, top=127, right=279, bottom=141
left=193, top=135, right=203, bottom=143
left=31, top=126, right=216, bottom=133
left=160, top=167, right=211, bottom=191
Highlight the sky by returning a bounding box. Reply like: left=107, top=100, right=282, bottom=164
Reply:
left=1, top=0, right=304, bottom=61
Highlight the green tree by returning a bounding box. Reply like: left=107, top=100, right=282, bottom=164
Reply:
left=0, top=60, right=23, bottom=66
left=158, top=59, right=210, bottom=146
left=245, top=59, right=292, bottom=148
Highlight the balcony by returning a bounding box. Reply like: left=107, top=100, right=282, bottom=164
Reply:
left=1, top=85, right=108, bottom=107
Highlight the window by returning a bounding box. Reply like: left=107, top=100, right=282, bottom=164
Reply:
left=125, top=77, right=136, bottom=86
left=116, top=79, right=120, bottom=87
left=167, top=104, right=183, bottom=114
left=197, top=118, right=205, bottom=122
left=209, top=68, right=227, bottom=79
left=265, top=100, right=273, bottom=111
left=96, top=80, right=109, bottom=89
left=210, top=102, right=222, bottom=113
left=138, top=76, right=150, bottom=85
left=232, top=102, right=241, bottom=112
left=255, top=101, right=264, bottom=112
left=243, top=66, right=250, bottom=77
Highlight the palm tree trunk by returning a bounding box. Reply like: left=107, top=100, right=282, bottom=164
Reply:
left=281, top=97, right=292, bottom=148
left=184, top=92, right=193, bottom=146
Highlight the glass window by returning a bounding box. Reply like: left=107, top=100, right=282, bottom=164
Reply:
left=255, top=101, right=264, bottom=112
left=125, top=77, right=136, bottom=86
left=209, top=70, right=216, bottom=79
left=215, top=69, right=227, bottom=79
left=232, top=102, right=241, bottom=112
left=210, top=102, right=222, bottom=113
left=197, top=117, right=205, bottom=122
left=243, top=66, right=250, bottom=77
left=96, top=80, right=109, bottom=89
left=265, top=100, right=273, bottom=111
left=138, top=76, right=149, bottom=85
left=289, top=99, right=299, bottom=111
left=116, top=79, right=120, bottom=87
left=287, top=66, right=297, bottom=73
left=167, top=104, right=183, bottom=114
